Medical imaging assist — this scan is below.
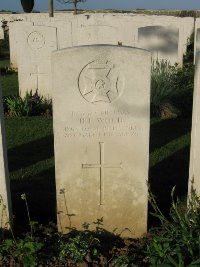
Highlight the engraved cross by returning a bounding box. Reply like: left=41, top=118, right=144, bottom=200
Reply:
left=82, top=142, right=122, bottom=205
left=30, top=65, right=47, bottom=90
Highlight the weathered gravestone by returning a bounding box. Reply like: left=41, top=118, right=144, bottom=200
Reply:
left=122, top=15, right=193, bottom=66
left=9, top=21, right=34, bottom=69
left=0, top=76, right=12, bottom=229
left=195, top=19, right=200, bottom=62
left=34, top=19, right=72, bottom=49
left=195, top=29, right=200, bottom=61
left=52, top=45, right=151, bottom=238
left=138, top=25, right=179, bottom=64
left=9, top=20, right=72, bottom=69
left=17, top=24, right=57, bottom=98
left=0, top=23, right=4, bottom=40
left=72, top=14, right=120, bottom=46
left=188, top=53, right=200, bottom=197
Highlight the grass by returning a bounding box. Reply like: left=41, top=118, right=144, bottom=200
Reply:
left=5, top=117, right=55, bottom=228
left=0, top=59, right=19, bottom=96
left=0, top=56, right=193, bottom=231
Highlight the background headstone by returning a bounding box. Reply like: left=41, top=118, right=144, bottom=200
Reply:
left=9, top=21, right=34, bottom=69
left=34, top=18, right=73, bottom=49
left=0, top=23, right=4, bottom=39
left=195, top=19, right=200, bottom=62
left=0, top=75, right=12, bottom=229
left=71, top=14, right=121, bottom=46
left=17, top=24, right=58, bottom=98
left=138, top=25, right=179, bottom=63
left=52, top=45, right=151, bottom=238
left=188, top=52, right=200, bottom=197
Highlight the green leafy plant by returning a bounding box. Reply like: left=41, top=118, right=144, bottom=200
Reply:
left=0, top=194, right=43, bottom=267
left=151, top=59, right=194, bottom=119
left=172, top=63, right=194, bottom=116
left=59, top=231, right=100, bottom=264
left=4, top=90, right=52, bottom=117
left=151, top=60, right=179, bottom=117
left=0, top=237, right=43, bottom=267
left=111, top=255, right=130, bottom=267
left=183, top=30, right=195, bottom=64
left=147, top=185, right=200, bottom=266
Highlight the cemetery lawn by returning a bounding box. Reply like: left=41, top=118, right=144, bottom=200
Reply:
left=0, top=59, right=18, bottom=95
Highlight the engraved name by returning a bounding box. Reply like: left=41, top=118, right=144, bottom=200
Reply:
left=64, top=110, right=141, bottom=138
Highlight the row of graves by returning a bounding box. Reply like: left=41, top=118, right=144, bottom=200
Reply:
left=0, top=12, right=200, bottom=237
left=1, top=12, right=195, bottom=98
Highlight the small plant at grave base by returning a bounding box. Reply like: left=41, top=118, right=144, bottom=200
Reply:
left=59, top=230, right=100, bottom=264
left=111, top=255, right=130, bottom=267
left=146, top=185, right=200, bottom=266
left=0, top=65, right=16, bottom=75
left=0, top=194, right=43, bottom=267
left=172, top=63, right=194, bottom=117
left=0, top=237, right=43, bottom=267
left=4, top=90, right=52, bottom=117
left=151, top=60, right=181, bottom=119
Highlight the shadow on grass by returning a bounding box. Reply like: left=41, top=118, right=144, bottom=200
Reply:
left=7, top=115, right=192, bottom=232
left=8, top=135, right=54, bottom=172
left=150, top=117, right=192, bottom=153
left=10, top=167, right=56, bottom=233
left=148, top=115, right=193, bottom=228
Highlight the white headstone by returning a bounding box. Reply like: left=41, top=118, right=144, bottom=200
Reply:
left=0, top=76, right=12, bottom=229
left=17, top=24, right=58, bottom=98
left=123, top=15, right=193, bottom=66
left=34, top=18, right=73, bottom=49
left=70, top=14, right=193, bottom=65
left=9, top=21, right=34, bottom=69
left=0, top=24, right=4, bottom=40
left=52, top=45, right=151, bottom=238
left=188, top=52, right=200, bottom=197
left=72, top=14, right=121, bottom=46
left=138, top=25, right=179, bottom=64
left=195, top=19, right=200, bottom=62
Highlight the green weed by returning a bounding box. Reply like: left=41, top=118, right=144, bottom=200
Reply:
left=4, top=90, right=52, bottom=117
left=151, top=60, right=194, bottom=118
left=0, top=194, right=43, bottom=267
left=59, top=231, right=100, bottom=264
left=147, top=185, right=200, bottom=266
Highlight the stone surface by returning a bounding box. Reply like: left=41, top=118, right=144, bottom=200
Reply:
left=52, top=45, right=151, bottom=238
left=34, top=18, right=73, bottom=49
left=71, top=14, right=121, bottom=46
left=0, top=24, right=4, bottom=39
left=9, top=21, right=33, bottom=68
left=9, top=19, right=72, bottom=69
left=71, top=14, right=193, bottom=65
left=124, top=15, right=193, bottom=65
left=138, top=25, right=179, bottom=63
left=17, top=24, right=57, bottom=98
left=8, top=13, right=194, bottom=68
left=189, top=52, right=200, bottom=197
left=195, top=19, right=200, bottom=62
left=0, top=75, right=12, bottom=229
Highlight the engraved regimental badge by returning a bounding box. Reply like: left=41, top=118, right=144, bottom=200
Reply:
left=78, top=60, right=124, bottom=104
left=27, top=31, right=45, bottom=50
